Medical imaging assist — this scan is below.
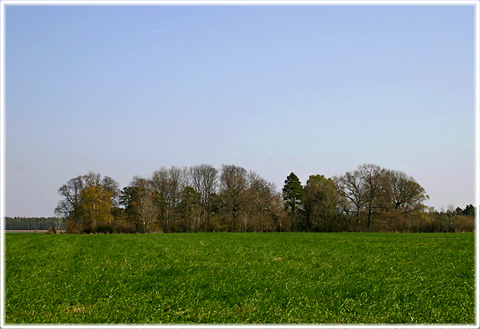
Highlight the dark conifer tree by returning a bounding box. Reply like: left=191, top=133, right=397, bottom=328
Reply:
left=282, top=172, right=303, bottom=232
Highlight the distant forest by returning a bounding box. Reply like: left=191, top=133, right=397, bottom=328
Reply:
left=43, top=163, right=476, bottom=234
left=5, top=217, right=65, bottom=231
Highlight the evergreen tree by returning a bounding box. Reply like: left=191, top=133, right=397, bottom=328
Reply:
left=282, top=172, right=303, bottom=232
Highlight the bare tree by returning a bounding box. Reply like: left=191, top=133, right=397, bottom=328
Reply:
left=380, top=169, right=429, bottom=231
left=151, top=166, right=187, bottom=207
left=101, top=175, right=120, bottom=207
left=189, top=164, right=218, bottom=208
left=120, top=176, right=158, bottom=232
left=334, top=170, right=365, bottom=230
left=383, top=169, right=428, bottom=214
left=55, top=176, right=85, bottom=221
left=179, top=186, right=203, bottom=232
left=245, top=171, right=281, bottom=232
left=137, top=193, right=159, bottom=233
left=357, top=164, right=384, bottom=231
left=220, top=165, right=248, bottom=231
left=151, top=166, right=187, bottom=232
left=335, top=164, right=429, bottom=232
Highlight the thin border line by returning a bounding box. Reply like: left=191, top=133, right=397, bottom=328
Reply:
left=0, top=1, right=478, bottom=328
left=1, top=0, right=6, bottom=328
left=3, top=324, right=478, bottom=329
left=0, top=0, right=479, bottom=6
left=475, top=1, right=480, bottom=328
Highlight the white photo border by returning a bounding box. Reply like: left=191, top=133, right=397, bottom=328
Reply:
left=0, top=0, right=478, bottom=328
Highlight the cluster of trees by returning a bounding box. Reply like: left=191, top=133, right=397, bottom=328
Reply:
left=55, top=165, right=285, bottom=233
left=283, top=164, right=475, bottom=233
left=54, top=164, right=476, bottom=234
left=425, top=205, right=476, bottom=233
left=5, top=217, right=65, bottom=231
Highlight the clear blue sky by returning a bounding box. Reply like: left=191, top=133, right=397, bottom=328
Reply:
left=5, top=3, right=476, bottom=217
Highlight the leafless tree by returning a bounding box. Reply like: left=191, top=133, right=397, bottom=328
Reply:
left=55, top=176, right=85, bottom=220
left=137, top=193, right=159, bottom=233
left=220, top=165, right=248, bottom=231
left=357, top=164, right=384, bottom=231
left=334, top=170, right=365, bottom=230
left=151, top=166, right=187, bottom=232
left=189, top=164, right=218, bottom=208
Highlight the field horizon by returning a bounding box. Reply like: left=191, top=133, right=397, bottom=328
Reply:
left=5, top=232, right=475, bottom=324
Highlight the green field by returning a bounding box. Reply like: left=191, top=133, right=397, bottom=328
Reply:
left=5, top=233, right=475, bottom=324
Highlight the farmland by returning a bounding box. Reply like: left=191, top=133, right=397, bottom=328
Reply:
left=4, top=233, right=475, bottom=324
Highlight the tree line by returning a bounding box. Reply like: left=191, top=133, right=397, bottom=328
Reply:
left=5, top=217, right=66, bottom=231
left=54, top=164, right=475, bottom=234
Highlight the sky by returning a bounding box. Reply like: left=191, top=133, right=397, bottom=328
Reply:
left=4, top=3, right=476, bottom=217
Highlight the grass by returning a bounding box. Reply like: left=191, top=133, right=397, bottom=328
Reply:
left=4, top=232, right=475, bottom=324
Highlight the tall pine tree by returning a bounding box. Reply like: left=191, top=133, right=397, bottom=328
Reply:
left=282, top=172, right=303, bottom=232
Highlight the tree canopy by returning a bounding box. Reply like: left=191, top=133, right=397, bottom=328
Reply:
left=53, top=164, right=474, bottom=234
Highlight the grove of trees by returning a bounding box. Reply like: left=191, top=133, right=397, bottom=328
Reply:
left=53, top=164, right=475, bottom=234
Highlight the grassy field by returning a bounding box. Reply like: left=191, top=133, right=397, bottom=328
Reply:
left=4, top=232, right=475, bottom=324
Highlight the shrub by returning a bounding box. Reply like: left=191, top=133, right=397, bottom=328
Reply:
left=113, top=220, right=137, bottom=234
left=65, top=220, right=83, bottom=234
left=453, top=215, right=475, bottom=233
left=96, top=223, right=114, bottom=234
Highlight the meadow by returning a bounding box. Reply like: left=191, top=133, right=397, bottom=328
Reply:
left=4, top=232, right=475, bottom=324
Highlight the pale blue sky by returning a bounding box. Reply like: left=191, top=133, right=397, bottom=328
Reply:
left=5, top=4, right=476, bottom=217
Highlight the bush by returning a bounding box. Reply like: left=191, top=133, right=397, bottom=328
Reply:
left=453, top=215, right=475, bottom=233
left=66, top=220, right=83, bottom=234
left=96, top=223, right=114, bottom=234
left=113, top=220, right=137, bottom=234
